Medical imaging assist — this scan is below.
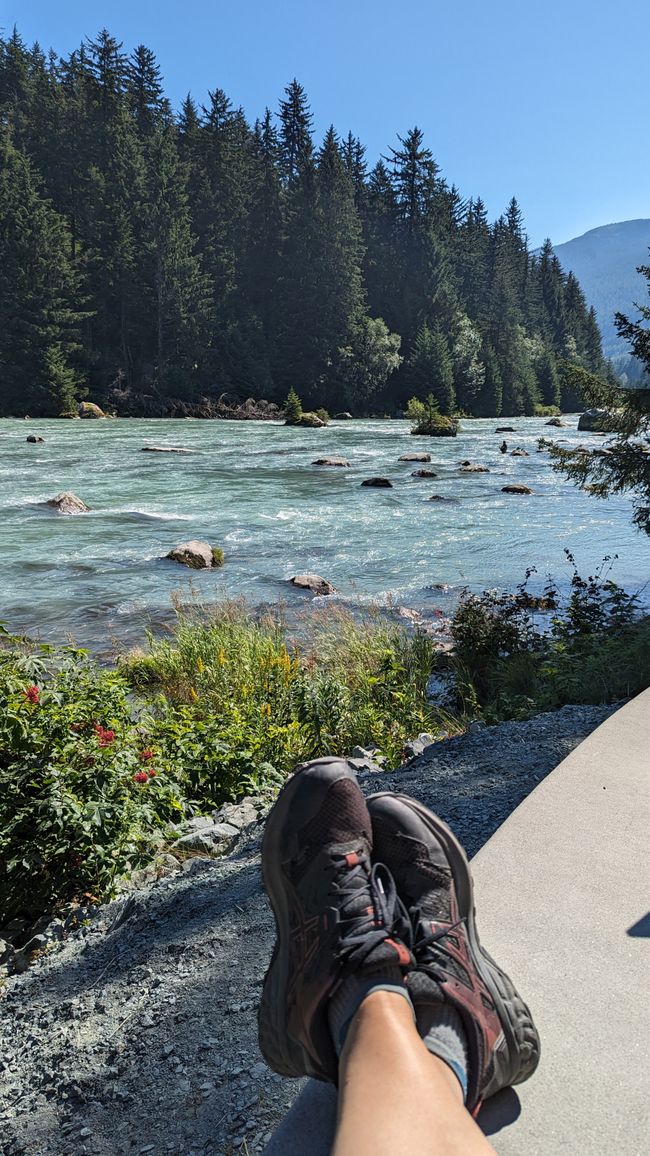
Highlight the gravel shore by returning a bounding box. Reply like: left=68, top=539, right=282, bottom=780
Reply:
left=0, top=702, right=617, bottom=1156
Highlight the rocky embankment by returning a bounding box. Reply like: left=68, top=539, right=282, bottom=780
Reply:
left=0, top=703, right=617, bottom=1156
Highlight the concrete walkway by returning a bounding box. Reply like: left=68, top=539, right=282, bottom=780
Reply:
left=263, top=688, right=650, bottom=1155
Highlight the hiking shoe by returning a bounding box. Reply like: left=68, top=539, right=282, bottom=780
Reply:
left=368, top=792, right=540, bottom=1112
left=258, top=759, right=413, bottom=1083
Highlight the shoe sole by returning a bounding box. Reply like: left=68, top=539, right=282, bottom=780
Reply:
left=369, top=792, right=541, bottom=1097
left=258, top=759, right=353, bottom=1082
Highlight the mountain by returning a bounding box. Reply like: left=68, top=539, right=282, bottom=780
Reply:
left=553, top=220, right=650, bottom=379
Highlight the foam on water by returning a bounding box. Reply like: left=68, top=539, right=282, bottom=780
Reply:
left=2, top=415, right=650, bottom=648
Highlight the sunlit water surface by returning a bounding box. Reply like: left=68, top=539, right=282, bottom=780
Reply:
left=2, top=416, right=649, bottom=650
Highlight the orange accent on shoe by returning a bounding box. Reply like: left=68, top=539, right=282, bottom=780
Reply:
left=385, top=938, right=412, bottom=967
left=344, top=852, right=360, bottom=867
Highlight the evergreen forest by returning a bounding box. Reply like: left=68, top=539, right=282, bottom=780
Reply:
left=0, top=28, right=611, bottom=418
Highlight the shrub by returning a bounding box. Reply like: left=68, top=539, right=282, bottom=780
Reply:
left=406, top=395, right=458, bottom=436
left=451, top=555, right=648, bottom=719
left=0, top=633, right=187, bottom=925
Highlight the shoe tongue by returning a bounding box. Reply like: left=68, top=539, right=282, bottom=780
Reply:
left=407, top=967, right=444, bottom=1006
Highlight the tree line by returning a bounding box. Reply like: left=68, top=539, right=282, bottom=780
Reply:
left=0, top=28, right=611, bottom=418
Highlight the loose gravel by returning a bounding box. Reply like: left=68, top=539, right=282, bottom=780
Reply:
left=0, top=702, right=617, bottom=1156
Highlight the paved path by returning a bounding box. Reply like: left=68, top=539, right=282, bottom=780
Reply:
left=264, top=689, right=650, bottom=1155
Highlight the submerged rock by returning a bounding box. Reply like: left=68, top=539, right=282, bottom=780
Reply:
left=428, top=494, right=458, bottom=502
left=399, top=453, right=431, bottom=462
left=46, top=491, right=90, bottom=514
left=496, top=426, right=516, bottom=433
left=142, top=445, right=196, bottom=453
left=502, top=484, right=533, bottom=495
left=460, top=464, right=490, bottom=473
left=290, top=573, right=336, bottom=595
left=166, top=540, right=223, bottom=569
left=361, top=477, right=393, bottom=487
left=312, top=457, right=350, bottom=467
left=411, top=469, right=438, bottom=478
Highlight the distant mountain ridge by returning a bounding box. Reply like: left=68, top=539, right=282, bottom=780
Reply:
left=553, top=220, right=650, bottom=376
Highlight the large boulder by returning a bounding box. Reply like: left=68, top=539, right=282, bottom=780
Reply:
left=78, top=401, right=106, bottom=419
left=411, top=415, right=458, bottom=437
left=26, top=434, right=45, bottom=443
left=166, top=541, right=223, bottom=569
left=172, top=822, right=240, bottom=856
left=290, top=573, right=336, bottom=596
left=361, top=477, right=393, bottom=487
left=502, top=484, right=533, bottom=495
left=312, top=457, right=350, bottom=467
left=294, top=412, right=327, bottom=428
left=399, top=453, right=431, bottom=462
left=578, top=408, right=612, bottom=432
left=46, top=491, right=90, bottom=514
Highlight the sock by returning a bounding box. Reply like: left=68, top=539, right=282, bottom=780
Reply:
left=416, top=1003, right=469, bottom=1102
left=328, top=965, right=413, bottom=1054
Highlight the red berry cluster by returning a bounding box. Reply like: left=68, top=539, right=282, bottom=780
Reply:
left=93, top=723, right=116, bottom=747
left=24, top=685, right=40, bottom=704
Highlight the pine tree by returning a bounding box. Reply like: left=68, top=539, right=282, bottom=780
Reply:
left=0, top=129, right=85, bottom=414
left=403, top=324, right=455, bottom=413
left=278, top=79, right=313, bottom=185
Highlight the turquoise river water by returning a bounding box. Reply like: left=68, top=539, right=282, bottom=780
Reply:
left=2, top=416, right=649, bottom=650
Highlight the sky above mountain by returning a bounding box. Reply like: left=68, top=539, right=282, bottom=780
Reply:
left=3, top=0, right=649, bottom=248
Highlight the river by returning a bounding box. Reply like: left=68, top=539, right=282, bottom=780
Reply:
left=2, top=416, right=649, bottom=649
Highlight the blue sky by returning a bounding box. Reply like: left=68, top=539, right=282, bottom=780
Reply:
left=2, top=0, right=649, bottom=247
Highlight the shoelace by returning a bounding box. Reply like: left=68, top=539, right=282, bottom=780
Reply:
left=412, top=907, right=467, bottom=968
left=331, top=853, right=411, bottom=967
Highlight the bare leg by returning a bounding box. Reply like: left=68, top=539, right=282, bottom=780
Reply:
left=332, top=991, right=496, bottom=1156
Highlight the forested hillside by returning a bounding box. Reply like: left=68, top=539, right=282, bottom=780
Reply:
left=554, top=220, right=650, bottom=384
left=0, top=28, right=608, bottom=417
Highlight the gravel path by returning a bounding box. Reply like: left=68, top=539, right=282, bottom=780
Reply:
left=0, top=703, right=617, bottom=1156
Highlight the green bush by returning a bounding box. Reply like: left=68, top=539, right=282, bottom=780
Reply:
left=406, top=395, right=458, bottom=436
left=0, top=635, right=187, bottom=925
left=451, top=555, right=649, bottom=719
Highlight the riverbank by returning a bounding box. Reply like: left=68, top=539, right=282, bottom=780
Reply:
left=0, top=701, right=617, bottom=1155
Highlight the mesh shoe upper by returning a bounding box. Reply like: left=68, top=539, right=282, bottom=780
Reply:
left=369, top=795, right=516, bottom=1112
left=259, top=762, right=413, bottom=1083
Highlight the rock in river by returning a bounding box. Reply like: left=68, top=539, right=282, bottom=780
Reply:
left=142, top=446, right=196, bottom=453
left=46, top=491, right=90, bottom=514
left=399, top=453, right=431, bottom=462
left=312, top=457, right=350, bottom=467
left=78, top=401, right=106, bottom=418
left=361, top=477, right=393, bottom=487
left=495, top=426, right=516, bottom=433
left=412, top=469, right=438, bottom=478
left=460, top=464, right=490, bottom=473
left=290, top=573, right=336, bottom=595
left=26, top=435, right=45, bottom=443
left=502, top=484, right=533, bottom=495
left=578, top=408, right=612, bottom=431
left=166, top=541, right=223, bottom=569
